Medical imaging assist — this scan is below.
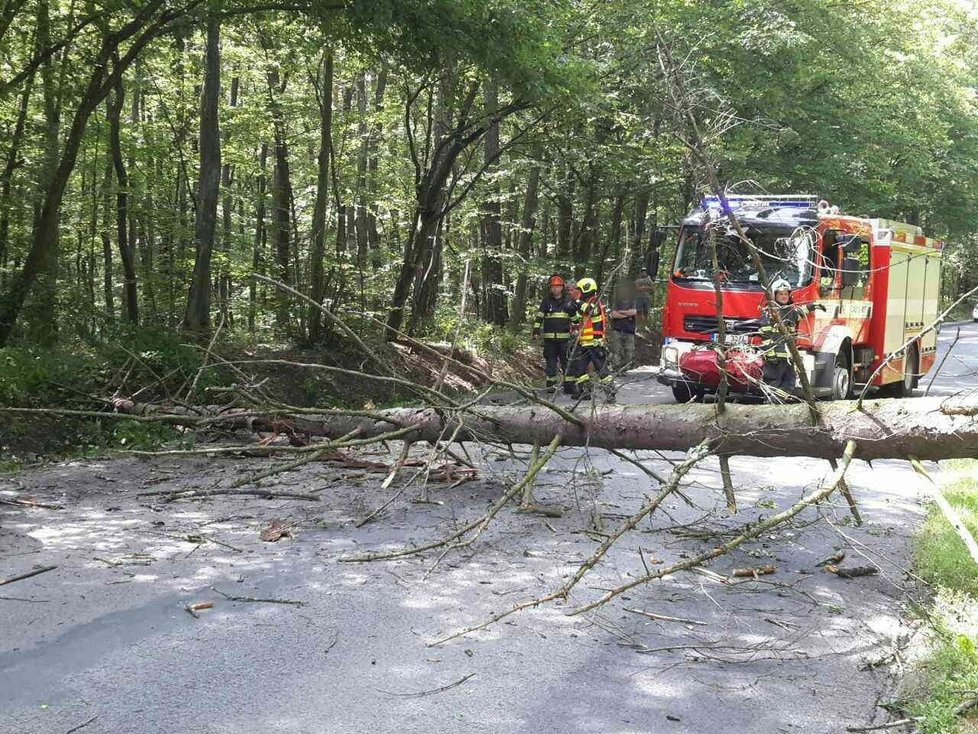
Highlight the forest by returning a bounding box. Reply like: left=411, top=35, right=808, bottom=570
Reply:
left=4, top=4, right=978, bottom=733
left=1, top=0, right=977, bottom=355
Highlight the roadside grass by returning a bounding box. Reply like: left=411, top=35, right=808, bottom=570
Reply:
left=910, top=459, right=978, bottom=733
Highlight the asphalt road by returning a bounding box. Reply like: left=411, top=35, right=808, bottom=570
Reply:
left=1, top=323, right=976, bottom=734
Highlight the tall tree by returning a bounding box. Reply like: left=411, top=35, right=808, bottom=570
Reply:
left=480, top=83, right=508, bottom=326
left=307, top=49, right=333, bottom=344
left=183, top=12, right=222, bottom=333
left=107, top=66, right=138, bottom=324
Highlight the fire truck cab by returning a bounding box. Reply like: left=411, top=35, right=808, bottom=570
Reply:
left=657, top=195, right=943, bottom=402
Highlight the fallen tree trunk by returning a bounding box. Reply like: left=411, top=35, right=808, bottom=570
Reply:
left=104, top=396, right=978, bottom=461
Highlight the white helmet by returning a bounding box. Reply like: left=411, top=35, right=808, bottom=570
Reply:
left=769, top=278, right=791, bottom=295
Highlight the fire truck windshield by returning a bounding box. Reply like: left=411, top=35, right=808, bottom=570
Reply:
left=672, top=224, right=815, bottom=288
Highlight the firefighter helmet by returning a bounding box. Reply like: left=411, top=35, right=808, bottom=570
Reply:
left=769, top=278, right=791, bottom=295
left=548, top=274, right=565, bottom=288
left=577, top=277, right=598, bottom=295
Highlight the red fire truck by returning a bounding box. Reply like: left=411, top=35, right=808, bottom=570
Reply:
left=657, top=195, right=943, bottom=402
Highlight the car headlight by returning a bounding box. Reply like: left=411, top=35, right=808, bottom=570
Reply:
left=663, top=346, right=679, bottom=365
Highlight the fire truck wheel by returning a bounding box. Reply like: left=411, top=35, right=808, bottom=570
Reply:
left=903, top=345, right=919, bottom=394
left=672, top=383, right=704, bottom=403
left=830, top=352, right=853, bottom=401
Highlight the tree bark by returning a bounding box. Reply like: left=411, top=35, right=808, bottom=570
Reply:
left=509, top=162, right=540, bottom=330
left=479, top=83, right=507, bottom=326
left=100, top=157, right=115, bottom=317
left=556, top=169, right=573, bottom=262
left=108, top=71, right=138, bottom=323
left=594, top=193, right=623, bottom=288
left=307, top=51, right=333, bottom=344
left=367, top=66, right=388, bottom=270
left=218, top=73, right=239, bottom=328
left=29, top=0, right=61, bottom=343
left=0, top=72, right=32, bottom=294
left=110, top=397, right=978, bottom=462
left=248, top=143, right=268, bottom=332
left=354, top=71, right=369, bottom=271
left=266, top=68, right=292, bottom=329
left=182, top=13, right=221, bottom=334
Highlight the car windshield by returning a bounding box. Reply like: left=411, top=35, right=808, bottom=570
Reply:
left=672, top=224, right=815, bottom=287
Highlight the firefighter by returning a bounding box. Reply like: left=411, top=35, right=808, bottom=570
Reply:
left=758, top=278, right=823, bottom=397
left=532, top=274, right=577, bottom=393
left=567, top=277, right=616, bottom=403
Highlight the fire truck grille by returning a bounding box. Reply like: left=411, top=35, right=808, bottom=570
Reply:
left=684, top=316, right=757, bottom=334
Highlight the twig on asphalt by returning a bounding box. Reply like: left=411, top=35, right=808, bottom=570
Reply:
left=138, top=488, right=321, bottom=502
left=846, top=718, right=919, bottom=732
left=426, top=441, right=711, bottom=646
left=64, top=716, right=99, bottom=734
left=0, top=497, right=63, bottom=510
left=344, top=436, right=562, bottom=563
left=624, top=607, right=709, bottom=626
left=573, top=439, right=859, bottom=615
left=376, top=673, right=476, bottom=698
left=0, top=565, right=57, bottom=587
left=212, top=587, right=304, bottom=606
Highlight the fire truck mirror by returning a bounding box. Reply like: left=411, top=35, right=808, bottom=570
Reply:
left=645, top=250, right=661, bottom=278
left=651, top=228, right=668, bottom=249
left=841, top=257, right=862, bottom=288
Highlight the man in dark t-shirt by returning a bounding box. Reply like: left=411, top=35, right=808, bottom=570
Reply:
left=610, top=284, right=638, bottom=371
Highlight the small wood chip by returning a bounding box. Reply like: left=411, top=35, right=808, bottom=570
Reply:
left=816, top=549, right=846, bottom=567
left=185, top=601, right=214, bottom=618
left=259, top=519, right=293, bottom=542
left=825, top=565, right=878, bottom=578
left=730, top=564, right=776, bottom=578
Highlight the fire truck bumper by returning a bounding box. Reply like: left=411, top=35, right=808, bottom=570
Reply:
left=656, top=366, right=687, bottom=387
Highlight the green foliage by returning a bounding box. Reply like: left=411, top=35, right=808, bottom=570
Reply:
left=0, top=346, right=102, bottom=406
left=908, top=589, right=978, bottom=733
left=466, top=321, right=525, bottom=359
left=1, top=0, right=977, bottom=376
left=108, top=419, right=182, bottom=451
left=914, top=465, right=978, bottom=595
left=909, top=461, right=978, bottom=733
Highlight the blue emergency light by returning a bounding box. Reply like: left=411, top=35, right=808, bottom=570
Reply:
left=700, top=195, right=820, bottom=213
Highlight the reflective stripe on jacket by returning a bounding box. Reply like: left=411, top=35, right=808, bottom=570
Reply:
left=577, top=297, right=607, bottom=347
left=759, top=304, right=804, bottom=360
left=533, top=295, right=576, bottom=340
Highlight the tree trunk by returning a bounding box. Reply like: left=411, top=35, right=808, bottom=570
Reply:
left=354, top=71, right=369, bottom=272
left=410, top=217, right=444, bottom=329
left=509, top=162, right=541, bottom=330
left=386, top=79, right=484, bottom=339
left=367, top=66, right=387, bottom=270
left=108, top=72, right=138, bottom=324
left=479, top=84, right=507, bottom=326
left=556, top=170, right=573, bottom=262
left=183, top=13, right=221, bottom=334
left=307, top=51, right=333, bottom=344
left=101, top=157, right=115, bottom=317
left=29, top=0, right=61, bottom=343
left=218, top=73, right=238, bottom=328
left=266, top=68, right=292, bottom=329
left=248, top=143, right=268, bottom=333
left=0, top=74, right=32, bottom=294
left=574, top=171, right=598, bottom=269
left=594, top=194, right=623, bottom=288
left=629, top=189, right=649, bottom=274
left=111, top=396, right=978, bottom=462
